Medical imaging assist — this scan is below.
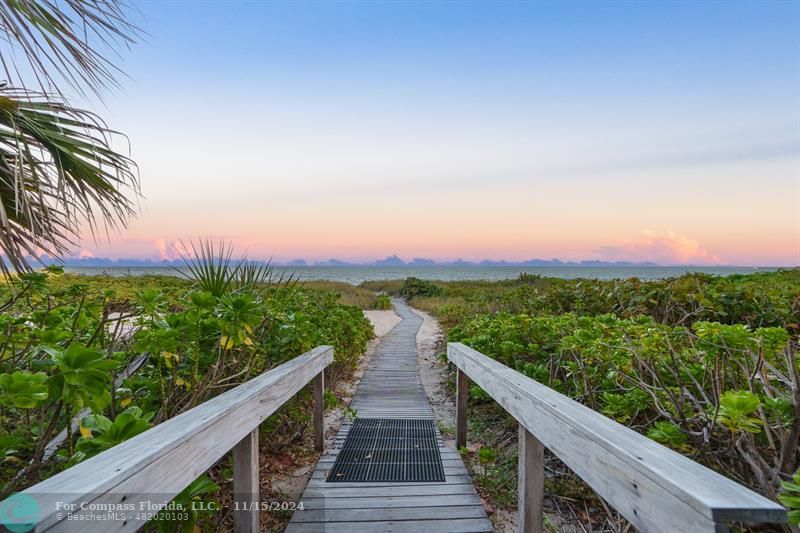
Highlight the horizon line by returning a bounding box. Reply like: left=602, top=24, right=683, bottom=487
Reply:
left=41, top=254, right=797, bottom=269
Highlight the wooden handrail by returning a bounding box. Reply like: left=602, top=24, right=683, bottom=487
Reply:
left=7, top=345, right=333, bottom=533
left=448, top=342, right=787, bottom=533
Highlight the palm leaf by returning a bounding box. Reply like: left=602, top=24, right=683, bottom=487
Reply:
left=173, top=239, right=239, bottom=299
left=174, top=238, right=300, bottom=299
left=0, top=0, right=140, bottom=98
left=0, top=1, right=141, bottom=273
left=0, top=88, right=138, bottom=274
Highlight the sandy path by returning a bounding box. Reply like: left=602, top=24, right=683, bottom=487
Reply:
left=411, top=305, right=522, bottom=533
left=411, top=306, right=457, bottom=441
left=364, top=309, right=402, bottom=337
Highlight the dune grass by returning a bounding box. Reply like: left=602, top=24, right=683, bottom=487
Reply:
left=302, top=280, right=380, bottom=309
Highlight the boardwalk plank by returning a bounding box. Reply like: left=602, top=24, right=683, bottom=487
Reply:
left=291, top=505, right=488, bottom=521
left=297, top=494, right=482, bottom=508
left=286, top=518, right=494, bottom=533
left=288, top=300, right=492, bottom=532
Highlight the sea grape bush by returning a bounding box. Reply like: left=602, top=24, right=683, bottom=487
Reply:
left=398, top=270, right=800, bottom=524
left=450, top=310, right=800, bottom=505
left=400, top=277, right=443, bottom=300
left=0, top=268, right=373, bottom=515
left=76, top=406, right=153, bottom=460
left=0, top=371, right=48, bottom=408
left=430, top=269, right=800, bottom=330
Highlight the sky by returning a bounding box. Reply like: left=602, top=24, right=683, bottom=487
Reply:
left=66, top=0, right=799, bottom=266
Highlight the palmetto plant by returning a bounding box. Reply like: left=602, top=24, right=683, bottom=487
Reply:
left=175, top=240, right=241, bottom=298
left=175, top=238, right=298, bottom=298
left=0, top=0, right=140, bottom=274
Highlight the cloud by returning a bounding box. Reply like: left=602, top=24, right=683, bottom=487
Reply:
left=155, top=239, right=169, bottom=261
left=78, top=249, right=95, bottom=259
left=155, top=239, right=193, bottom=261
left=593, top=231, right=720, bottom=265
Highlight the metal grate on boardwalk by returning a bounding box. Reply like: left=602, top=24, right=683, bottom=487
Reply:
left=287, top=299, right=493, bottom=532
left=326, top=418, right=445, bottom=483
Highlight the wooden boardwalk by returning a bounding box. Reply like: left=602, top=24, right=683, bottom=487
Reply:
left=287, top=300, right=492, bottom=532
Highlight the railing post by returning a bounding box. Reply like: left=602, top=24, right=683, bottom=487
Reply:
left=233, top=429, right=259, bottom=533
left=313, top=371, right=325, bottom=452
left=456, top=368, right=468, bottom=449
left=518, top=424, right=544, bottom=533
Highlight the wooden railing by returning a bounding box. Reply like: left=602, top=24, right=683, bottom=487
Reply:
left=7, top=345, right=333, bottom=533
left=448, top=342, right=787, bottom=533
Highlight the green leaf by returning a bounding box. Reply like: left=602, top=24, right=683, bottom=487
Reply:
left=0, top=371, right=48, bottom=408
left=149, top=475, right=220, bottom=533
left=715, top=390, right=763, bottom=434
left=76, top=407, right=152, bottom=460
left=779, top=469, right=800, bottom=525
left=647, top=421, right=687, bottom=449
left=49, top=343, right=118, bottom=411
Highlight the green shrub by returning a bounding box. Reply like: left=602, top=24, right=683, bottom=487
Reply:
left=76, top=407, right=153, bottom=460
left=371, top=294, right=392, bottom=310
left=450, top=310, right=799, bottom=504
left=779, top=469, right=800, bottom=525
left=417, top=269, right=800, bottom=330
left=0, top=267, right=373, bottom=503
left=399, top=277, right=442, bottom=300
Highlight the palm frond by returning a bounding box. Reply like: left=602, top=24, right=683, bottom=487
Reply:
left=0, top=87, right=138, bottom=273
left=0, top=0, right=141, bottom=98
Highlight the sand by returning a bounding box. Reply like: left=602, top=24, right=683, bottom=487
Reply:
left=412, top=307, right=457, bottom=441
left=364, top=309, right=402, bottom=337
left=411, top=306, right=521, bottom=533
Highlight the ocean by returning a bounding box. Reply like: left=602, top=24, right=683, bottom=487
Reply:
left=61, top=265, right=781, bottom=285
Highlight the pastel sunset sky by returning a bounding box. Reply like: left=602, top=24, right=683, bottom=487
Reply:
left=74, top=1, right=799, bottom=266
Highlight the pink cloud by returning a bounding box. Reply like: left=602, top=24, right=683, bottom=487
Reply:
left=78, top=249, right=95, bottom=259
left=593, top=231, right=721, bottom=265
left=155, top=239, right=194, bottom=261
left=155, top=239, right=170, bottom=261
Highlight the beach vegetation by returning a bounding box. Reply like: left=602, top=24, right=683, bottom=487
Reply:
left=779, top=469, right=800, bottom=525
left=375, top=269, right=800, bottom=528
left=372, top=294, right=392, bottom=310
left=399, top=277, right=442, bottom=300
left=0, top=260, right=373, bottom=531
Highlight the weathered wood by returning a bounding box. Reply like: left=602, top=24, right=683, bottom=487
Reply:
left=348, top=308, right=434, bottom=418
left=286, top=517, right=494, bottom=533
left=518, top=424, right=544, bottom=533
left=233, top=429, right=259, bottom=533
left=297, top=493, right=483, bottom=509
left=16, top=345, right=334, bottom=532
left=292, top=504, right=489, bottom=522
left=456, top=368, right=468, bottom=450
left=289, top=301, right=491, bottom=532
left=447, top=343, right=786, bottom=531
left=313, top=371, right=324, bottom=452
